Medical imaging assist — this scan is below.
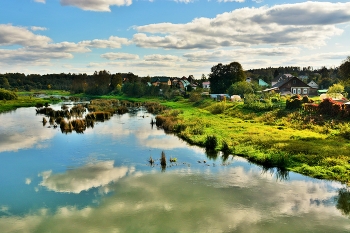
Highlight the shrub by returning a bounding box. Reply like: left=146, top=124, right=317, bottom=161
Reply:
left=189, top=92, right=202, bottom=102
left=207, top=102, right=226, bottom=114
left=286, top=95, right=303, bottom=110
left=0, top=89, right=18, bottom=100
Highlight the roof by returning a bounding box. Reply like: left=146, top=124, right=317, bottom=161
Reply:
left=259, top=79, right=269, bottom=86
left=272, top=74, right=293, bottom=83
left=180, top=80, right=190, bottom=87
left=150, top=77, right=170, bottom=83
left=272, top=76, right=310, bottom=89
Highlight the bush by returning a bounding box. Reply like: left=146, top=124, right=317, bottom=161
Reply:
left=207, top=102, right=226, bottom=114
left=286, top=95, right=302, bottom=110
left=0, top=89, right=18, bottom=100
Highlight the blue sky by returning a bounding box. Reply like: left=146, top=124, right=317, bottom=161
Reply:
left=1, top=0, right=350, bottom=78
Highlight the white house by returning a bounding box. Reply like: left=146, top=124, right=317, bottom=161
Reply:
left=307, top=80, right=318, bottom=89
left=202, top=81, right=210, bottom=89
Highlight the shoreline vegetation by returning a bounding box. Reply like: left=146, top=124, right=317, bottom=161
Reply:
left=1, top=90, right=350, bottom=185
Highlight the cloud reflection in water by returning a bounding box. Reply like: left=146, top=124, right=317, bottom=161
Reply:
left=39, top=161, right=134, bottom=194
left=0, top=164, right=349, bottom=233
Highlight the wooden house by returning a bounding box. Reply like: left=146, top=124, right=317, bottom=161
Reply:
left=264, top=76, right=313, bottom=95
left=150, top=77, right=171, bottom=86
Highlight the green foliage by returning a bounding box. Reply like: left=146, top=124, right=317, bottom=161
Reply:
left=327, top=83, right=345, bottom=97
left=206, top=102, right=226, bottom=114
left=0, top=89, right=18, bottom=100
left=339, top=56, right=350, bottom=81
left=227, top=81, right=254, bottom=96
left=286, top=95, right=303, bottom=110
left=209, top=62, right=246, bottom=93
left=189, top=92, right=202, bottom=102
left=243, top=94, right=274, bottom=111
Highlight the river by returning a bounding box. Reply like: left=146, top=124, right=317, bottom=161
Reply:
left=0, top=104, right=349, bottom=232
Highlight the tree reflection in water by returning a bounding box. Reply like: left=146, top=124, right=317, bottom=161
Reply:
left=261, top=166, right=290, bottom=181
left=336, top=188, right=350, bottom=218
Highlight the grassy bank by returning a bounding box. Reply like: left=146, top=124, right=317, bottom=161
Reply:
left=158, top=98, right=350, bottom=184
left=0, top=96, right=56, bottom=113
left=3, top=90, right=350, bottom=184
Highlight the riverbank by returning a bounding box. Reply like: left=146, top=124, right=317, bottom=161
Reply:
left=158, top=98, right=350, bottom=184
left=2, top=91, right=350, bottom=184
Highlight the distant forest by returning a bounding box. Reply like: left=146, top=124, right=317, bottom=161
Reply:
left=0, top=64, right=348, bottom=96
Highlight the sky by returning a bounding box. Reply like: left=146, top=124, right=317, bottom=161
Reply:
left=1, top=0, right=350, bottom=78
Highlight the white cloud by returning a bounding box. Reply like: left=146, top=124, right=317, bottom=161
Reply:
left=133, top=2, right=350, bottom=49
left=183, top=47, right=301, bottom=62
left=34, top=0, right=46, bottom=3
left=218, top=0, right=245, bottom=2
left=0, top=24, right=51, bottom=47
left=174, top=0, right=195, bottom=3
left=80, top=36, right=132, bottom=49
left=31, top=26, right=47, bottom=31
left=60, top=0, right=132, bottom=12
left=101, top=52, right=139, bottom=60
left=0, top=25, right=131, bottom=65
left=144, top=54, right=182, bottom=62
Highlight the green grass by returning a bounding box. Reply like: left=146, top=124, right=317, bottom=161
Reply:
left=0, top=96, right=54, bottom=113
left=4, top=91, right=350, bottom=184
left=155, top=98, right=350, bottom=184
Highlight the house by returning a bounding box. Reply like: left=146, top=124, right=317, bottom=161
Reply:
left=264, top=76, right=313, bottom=96
left=178, top=79, right=190, bottom=90
left=246, top=77, right=252, bottom=83
left=190, top=83, right=197, bottom=90
left=202, top=81, right=210, bottom=89
left=308, top=80, right=318, bottom=89
left=150, top=77, right=171, bottom=86
left=271, top=74, right=293, bottom=86
left=210, top=94, right=230, bottom=101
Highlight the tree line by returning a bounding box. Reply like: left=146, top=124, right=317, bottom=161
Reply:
left=1, top=56, right=349, bottom=98
left=208, top=56, right=350, bottom=95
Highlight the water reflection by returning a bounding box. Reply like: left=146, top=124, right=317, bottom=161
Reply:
left=1, top=106, right=350, bottom=232
left=261, top=166, right=290, bottom=181
left=39, top=161, right=134, bottom=194
left=0, top=107, right=56, bottom=153
left=336, top=188, right=350, bottom=218
left=1, top=168, right=350, bottom=232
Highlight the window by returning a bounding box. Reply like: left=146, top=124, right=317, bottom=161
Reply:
left=292, top=88, right=296, bottom=94
left=293, top=80, right=296, bottom=84
left=297, top=88, right=301, bottom=94
left=303, top=88, right=308, bottom=94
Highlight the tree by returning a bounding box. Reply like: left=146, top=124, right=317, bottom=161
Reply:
left=111, top=73, right=122, bottom=90
left=227, top=81, right=254, bottom=97
left=1, top=77, right=10, bottom=89
left=209, top=61, right=246, bottom=93
left=339, top=56, right=350, bottom=81
left=327, top=83, right=345, bottom=98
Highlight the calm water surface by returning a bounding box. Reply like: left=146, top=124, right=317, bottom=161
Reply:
left=0, top=105, right=349, bottom=233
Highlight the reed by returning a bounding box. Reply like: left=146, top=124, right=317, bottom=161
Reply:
left=160, top=151, right=166, bottom=166
left=71, top=119, right=86, bottom=133
left=42, top=117, right=47, bottom=126
left=60, top=119, right=73, bottom=133
left=49, top=116, right=54, bottom=124
left=116, top=106, right=128, bottom=114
